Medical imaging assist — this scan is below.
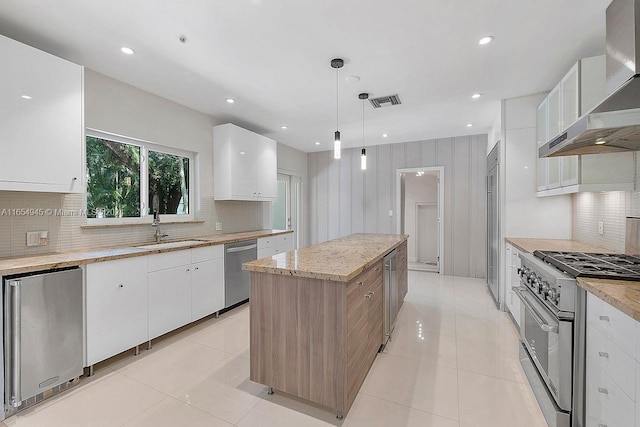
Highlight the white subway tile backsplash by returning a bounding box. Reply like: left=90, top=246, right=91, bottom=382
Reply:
left=0, top=191, right=268, bottom=258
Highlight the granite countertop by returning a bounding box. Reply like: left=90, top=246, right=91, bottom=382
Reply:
left=243, top=233, right=408, bottom=282
left=578, top=277, right=640, bottom=323
left=506, top=237, right=612, bottom=254
left=0, top=229, right=292, bottom=276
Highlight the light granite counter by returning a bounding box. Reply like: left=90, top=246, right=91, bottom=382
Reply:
left=578, top=277, right=640, bottom=323
left=243, top=233, right=408, bottom=282
left=0, top=229, right=291, bottom=276
left=506, top=237, right=612, bottom=254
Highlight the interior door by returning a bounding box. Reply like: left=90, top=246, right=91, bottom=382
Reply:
left=416, top=203, right=438, bottom=266
left=272, top=173, right=301, bottom=249
left=487, top=164, right=499, bottom=304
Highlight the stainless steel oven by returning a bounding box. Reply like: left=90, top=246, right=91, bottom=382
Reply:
left=515, top=286, right=573, bottom=412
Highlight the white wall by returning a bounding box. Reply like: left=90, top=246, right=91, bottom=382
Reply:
left=404, top=173, right=438, bottom=262
left=308, top=134, right=487, bottom=278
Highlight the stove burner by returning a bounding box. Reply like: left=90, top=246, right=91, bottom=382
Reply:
left=534, top=250, right=640, bottom=281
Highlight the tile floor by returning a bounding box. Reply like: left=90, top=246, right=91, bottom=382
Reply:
left=0, top=271, right=547, bottom=427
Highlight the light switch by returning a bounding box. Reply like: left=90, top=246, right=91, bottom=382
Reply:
left=598, top=221, right=604, bottom=235
left=388, top=210, right=393, bottom=217
left=26, top=230, right=48, bottom=247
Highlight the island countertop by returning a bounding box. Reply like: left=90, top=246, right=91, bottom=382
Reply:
left=243, top=233, right=408, bottom=282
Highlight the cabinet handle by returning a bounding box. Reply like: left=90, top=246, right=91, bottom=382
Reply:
left=119, top=284, right=124, bottom=288
left=365, top=294, right=371, bottom=299
left=357, top=281, right=364, bottom=286
left=368, top=291, right=375, bottom=295
left=597, top=387, right=608, bottom=394
left=195, top=267, right=199, bottom=271
left=186, top=268, right=191, bottom=272
left=599, top=315, right=610, bottom=322
left=598, top=352, right=609, bottom=358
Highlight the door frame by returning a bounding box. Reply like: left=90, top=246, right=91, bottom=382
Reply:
left=396, top=167, right=444, bottom=275
left=276, top=169, right=304, bottom=249
left=415, top=202, right=438, bottom=267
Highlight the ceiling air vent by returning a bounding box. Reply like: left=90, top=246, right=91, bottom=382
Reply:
left=369, top=94, right=401, bottom=108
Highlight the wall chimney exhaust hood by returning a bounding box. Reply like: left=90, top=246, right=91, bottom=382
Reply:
left=541, top=0, right=640, bottom=158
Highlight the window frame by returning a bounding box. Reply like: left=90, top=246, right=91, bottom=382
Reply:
left=85, top=128, right=195, bottom=225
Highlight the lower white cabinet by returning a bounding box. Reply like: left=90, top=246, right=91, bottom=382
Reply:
left=257, top=232, right=293, bottom=258
left=85, top=257, right=148, bottom=365
left=148, top=265, right=191, bottom=339
left=586, top=292, right=639, bottom=426
left=505, top=243, right=522, bottom=327
left=191, top=246, right=225, bottom=321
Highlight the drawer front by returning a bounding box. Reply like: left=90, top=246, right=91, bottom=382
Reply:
left=587, top=323, right=636, bottom=400
left=191, top=245, right=223, bottom=263
left=347, top=261, right=383, bottom=299
left=587, top=355, right=635, bottom=427
left=147, top=249, right=191, bottom=272
left=257, top=236, right=275, bottom=249
left=274, top=233, right=293, bottom=253
left=588, top=292, right=636, bottom=359
left=257, top=247, right=276, bottom=260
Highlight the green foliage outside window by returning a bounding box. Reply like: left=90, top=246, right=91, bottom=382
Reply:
left=148, top=151, right=189, bottom=215
left=86, top=137, right=141, bottom=218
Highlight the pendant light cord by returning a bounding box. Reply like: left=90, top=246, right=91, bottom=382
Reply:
left=336, top=69, right=339, bottom=130
left=362, top=98, right=365, bottom=149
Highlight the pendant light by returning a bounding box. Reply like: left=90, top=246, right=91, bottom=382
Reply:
left=359, top=93, right=368, bottom=170
left=331, top=58, right=344, bottom=159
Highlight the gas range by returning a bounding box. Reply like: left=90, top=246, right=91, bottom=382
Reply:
left=534, top=250, right=640, bottom=281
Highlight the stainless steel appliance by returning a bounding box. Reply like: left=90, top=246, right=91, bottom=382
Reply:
left=3, top=267, right=83, bottom=416
left=383, top=249, right=398, bottom=345
left=225, top=239, right=257, bottom=307
left=540, top=0, right=640, bottom=157
left=486, top=143, right=500, bottom=305
left=516, top=249, right=640, bottom=427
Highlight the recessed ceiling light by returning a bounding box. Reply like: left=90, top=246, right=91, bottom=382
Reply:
left=120, top=46, right=135, bottom=55
left=382, top=133, right=389, bottom=138
left=280, top=125, right=288, bottom=130
left=478, top=36, right=494, bottom=45
left=315, top=142, right=320, bottom=145
left=226, top=98, right=235, bottom=104
left=595, top=140, right=607, bottom=145
left=471, top=93, right=482, bottom=99
left=466, top=123, right=474, bottom=127
left=240, top=151, right=246, bottom=155
left=21, top=95, right=32, bottom=100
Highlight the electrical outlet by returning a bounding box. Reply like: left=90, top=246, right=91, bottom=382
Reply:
left=388, top=210, right=393, bottom=217
left=598, top=221, right=604, bottom=235
left=215, top=222, right=223, bottom=231
left=26, top=230, right=48, bottom=247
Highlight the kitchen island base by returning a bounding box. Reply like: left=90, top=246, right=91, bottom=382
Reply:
left=247, top=235, right=408, bottom=417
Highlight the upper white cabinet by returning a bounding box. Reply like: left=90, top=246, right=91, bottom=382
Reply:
left=213, top=123, right=277, bottom=201
left=0, top=35, right=84, bottom=193
left=536, top=56, right=635, bottom=197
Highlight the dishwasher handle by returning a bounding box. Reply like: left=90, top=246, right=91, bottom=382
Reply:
left=7, top=280, right=22, bottom=407
left=226, top=244, right=257, bottom=253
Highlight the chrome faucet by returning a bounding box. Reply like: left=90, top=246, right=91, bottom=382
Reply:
left=152, top=211, right=169, bottom=243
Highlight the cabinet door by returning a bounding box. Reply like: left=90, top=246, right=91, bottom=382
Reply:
left=0, top=35, right=83, bottom=193
left=397, top=242, right=408, bottom=306
left=367, top=278, right=384, bottom=356
left=536, top=100, right=548, bottom=191
left=256, top=136, right=278, bottom=200
left=547, top=86, right=562, bottom=189
left=230, top=132, right=258, bottom=199
left=191, top=258, right=225, bottom=321
left=560, top=64, right=580, bottom=187
left=346, top=279, right=371, bottom=405
left=148, top=265, right=191, bottom=339
left=86, top=257, right=148, bottom=365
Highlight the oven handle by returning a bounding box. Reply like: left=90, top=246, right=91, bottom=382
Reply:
left=513, top=287, right=559, bottom=334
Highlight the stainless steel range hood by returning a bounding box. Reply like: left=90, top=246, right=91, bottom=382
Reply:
left=541, top=0, right=640, bottom=157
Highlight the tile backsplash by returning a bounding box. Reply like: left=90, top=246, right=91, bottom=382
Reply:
left=0, top=191, right=270, bottom=258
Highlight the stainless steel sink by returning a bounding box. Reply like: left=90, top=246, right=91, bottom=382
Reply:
left=134, top=240, right=204, bottom=250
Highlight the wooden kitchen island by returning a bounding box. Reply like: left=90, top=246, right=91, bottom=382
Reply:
left=243, top=233, right=408, bottom=419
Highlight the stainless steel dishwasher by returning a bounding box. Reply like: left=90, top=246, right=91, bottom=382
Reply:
left=3, top=267, right=83, bottom=416
left=224, top=239, right=257, bottom=308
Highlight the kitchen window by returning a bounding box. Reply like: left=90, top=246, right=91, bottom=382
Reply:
left=86, top=129, right=194, bottom=223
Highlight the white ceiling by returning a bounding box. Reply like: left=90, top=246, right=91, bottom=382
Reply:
left=0, top=0, right=611, bottom=153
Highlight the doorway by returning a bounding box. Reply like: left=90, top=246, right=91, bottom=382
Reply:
left=396, top=167, right=444, bottom=273
left=272, top=173, right=302, bottom=249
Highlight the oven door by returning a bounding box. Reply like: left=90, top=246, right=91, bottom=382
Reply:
left=514, top=286, right=573, bottom=412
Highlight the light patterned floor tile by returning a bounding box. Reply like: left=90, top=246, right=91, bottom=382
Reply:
left=122, top=396, right=233, bottom=427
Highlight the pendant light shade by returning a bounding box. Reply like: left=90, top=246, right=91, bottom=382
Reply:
left=359, top=92, right=369, bottom=170
left=331, top=58, right=344, bottom=159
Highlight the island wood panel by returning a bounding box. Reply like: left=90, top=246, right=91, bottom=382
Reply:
left=250, top=272, right=346, bottom=411
left=250, top=258, right=385, bottom=414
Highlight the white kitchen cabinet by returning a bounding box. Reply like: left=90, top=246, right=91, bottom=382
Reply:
left=213, top=123, right=277, bottom=201
left=504, top=243, right=522, bottom=327
left=191, top=245, right=225, bottom=321
left=257, top=232, right=293, bottom=258
left=0, top=34, right=84, bottom=193
left=537, top=55, right=635, bottom=197
left=85, top=257, right=148, bottom=366
left=586, top=292, right=639, bottom=426
left=148, top=265, right=191, bottom=339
